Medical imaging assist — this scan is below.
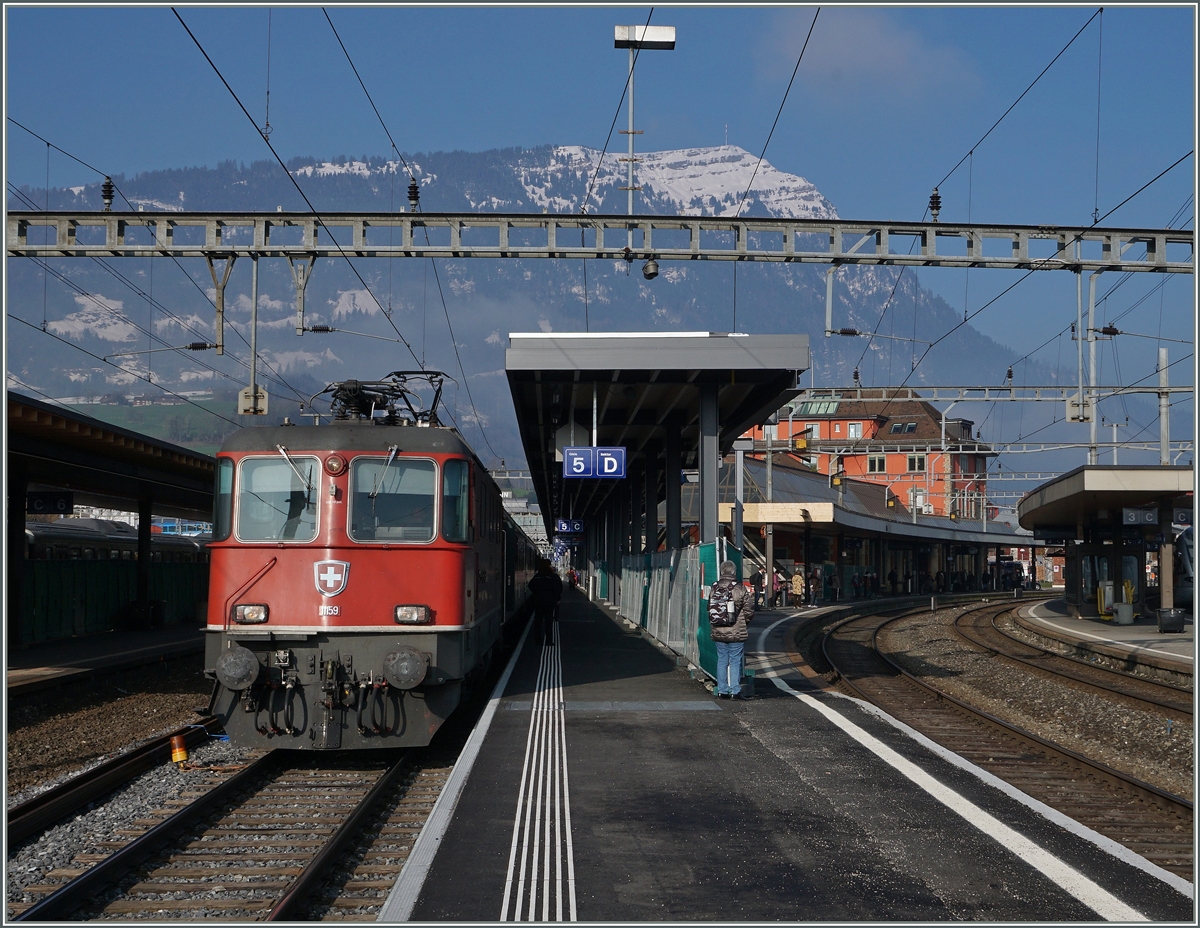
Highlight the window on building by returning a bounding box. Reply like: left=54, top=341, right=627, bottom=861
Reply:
left=833, top=422, right=841, bottom=434
left=905, top=422, right=917, bottom=433
left=889, top=421, right=917, bottom=434
left=907, top=454, right=926, bottom=473
left=848, top=422, right=862, bottom=439
left=868, top=455, right=886, bottom=473
left=806, top=424, right=818, bottom=439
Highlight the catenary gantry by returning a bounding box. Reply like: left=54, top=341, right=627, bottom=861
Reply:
left=7, top=212, right=1193, bottom=273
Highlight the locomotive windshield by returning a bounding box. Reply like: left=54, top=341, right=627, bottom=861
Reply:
left=349, top=457, right=436, bottom=542
left=237, top=457, right=319, bottom=542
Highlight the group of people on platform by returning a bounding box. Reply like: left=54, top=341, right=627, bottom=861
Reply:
left=743, top=563, right=1032, bottom=609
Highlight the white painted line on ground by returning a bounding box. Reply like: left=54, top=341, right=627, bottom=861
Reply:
left=1028, top=605, right=1193, bottom=663
left=378, top=618, right=534, bottom=923
left=500, top=636, right=576, bottom=922
left=756, top=617, right=1157, bottom=921
left=762, top=616, right=1192, bottom=898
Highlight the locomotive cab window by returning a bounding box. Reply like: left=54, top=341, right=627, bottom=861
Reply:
left=350, top=456, right=436, bottom=542
left=442, top=459, right=470, bottom=543
left=213, top=457, right=234, bottom=541
left=236, top=457, right=319, bottom=542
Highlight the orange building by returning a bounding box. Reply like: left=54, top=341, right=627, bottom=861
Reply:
left=745, top=390, right=997, bottom=519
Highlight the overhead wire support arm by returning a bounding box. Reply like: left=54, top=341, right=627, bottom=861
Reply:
left=9, top=213, right=1192, bottom=274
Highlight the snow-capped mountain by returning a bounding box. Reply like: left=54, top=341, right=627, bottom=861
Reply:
left=7, top=144, right=1071, bottom=464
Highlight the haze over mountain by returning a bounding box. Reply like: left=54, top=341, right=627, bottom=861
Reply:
left=12, top=143, right=1160, bottom=480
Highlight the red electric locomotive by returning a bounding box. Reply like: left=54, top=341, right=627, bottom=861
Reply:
left=204, top=373, right=537, bottom=750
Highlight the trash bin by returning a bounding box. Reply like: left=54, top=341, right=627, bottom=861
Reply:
left=1113, top=602, right=1134, bottom=625
left=1157, top=607, right=1186, bottom=633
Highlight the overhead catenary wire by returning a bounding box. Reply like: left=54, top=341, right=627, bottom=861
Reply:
left=8, top=313, right=245, bottom=429
left=935, top=7, right=1103, bottom=191
left=4, top=130, right=314, bottom=408
left=1091, top=150, right=1193, bottom=226
left=733, top=7, right=819, bottom=219
left=314, top=6, right=497, bottom=460
left=7, top=178, right=310, bottom=407
left=22, top=253, right=304, bottom=404
left=171, top=7, right=424, bottom=370
left=322, top=8, right=415, bottom=182
left=854, top=8, right=1110, bottom=381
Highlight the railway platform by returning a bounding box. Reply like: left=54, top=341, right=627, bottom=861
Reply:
left=1017, top=598, right=1193, bottom=685
left=6, top=624, right=205, bottom=696
left=380, top=589, right=1192, bottom=922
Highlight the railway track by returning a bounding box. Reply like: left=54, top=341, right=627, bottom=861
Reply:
left=12, top=749, right=452, bottom=921
left=954, top=606, right=1194, bottom=716
left=7, top=718, right=225, bottom=846
left=821, top=602, right=1194, bottom=880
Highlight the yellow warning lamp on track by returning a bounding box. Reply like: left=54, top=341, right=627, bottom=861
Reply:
left=170, top=734, right=189, bottom=767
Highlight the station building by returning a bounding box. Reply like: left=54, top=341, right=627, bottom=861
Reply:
left=742, top=389, right=995, bottom=519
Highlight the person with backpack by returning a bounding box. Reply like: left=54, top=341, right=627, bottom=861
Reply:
left=528, top=559, right=564, bottom=646
left=708, top=560, right=755, bottom=700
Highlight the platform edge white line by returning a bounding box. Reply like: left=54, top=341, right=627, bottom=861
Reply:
left=756, top=617, right=1171, bottom=919
left=378, top=617, right=535, bottom=922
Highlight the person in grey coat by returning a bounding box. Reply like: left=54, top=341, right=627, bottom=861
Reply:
left=709, top=560, right=756, bottom=699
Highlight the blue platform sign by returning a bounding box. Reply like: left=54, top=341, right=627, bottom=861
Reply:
left=563, top=447, right=595, bottom=477
left=563, top=447, right=626, bottom=478
left=555, top=519, right=586, bottom=534
left=597, top=447, right=626, bottom=477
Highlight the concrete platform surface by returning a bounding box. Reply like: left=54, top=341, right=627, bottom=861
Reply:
left=6, top=624, right=205, bottom=695
left=383, top=590, right=1192, bottom=922
left=1021, top=599, right=1193, bottom=670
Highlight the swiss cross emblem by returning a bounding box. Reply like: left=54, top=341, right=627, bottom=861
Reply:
left=314, top=560, right=350, bottom=597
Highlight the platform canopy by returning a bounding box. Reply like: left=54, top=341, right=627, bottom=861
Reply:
left=7, top=392, right=216, bottom=518
left=1017, top=465, right=1193, bottom=537
left=505, top=332, right=809, bottom=537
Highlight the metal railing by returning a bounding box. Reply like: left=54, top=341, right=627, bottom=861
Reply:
left=620, top=548, right=702, bottom=669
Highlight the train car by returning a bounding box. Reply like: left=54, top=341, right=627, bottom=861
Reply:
left=204, top=373, right=537, bottom=750
left=25, top=518, right=210, bottom=563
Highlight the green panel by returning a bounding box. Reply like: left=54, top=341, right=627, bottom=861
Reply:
left=18, top=561, right=207, bottom=646
left=697, top=543, right=743, bottom=680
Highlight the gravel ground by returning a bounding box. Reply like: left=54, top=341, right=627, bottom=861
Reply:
left=7, top=657, right=214, bottom=802
left=6, top=738, right=254, bottom=919
left=879, top=605, right=1194, bottom=800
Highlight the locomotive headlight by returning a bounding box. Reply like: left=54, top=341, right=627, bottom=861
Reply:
left=394, top=605, right=432, bottom=625
left=233, top=603, right=269, bottom=624
left=324, top=454, right=346, bottom=476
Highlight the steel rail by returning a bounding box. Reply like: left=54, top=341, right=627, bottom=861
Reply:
left=265, top=751, right=411, bottom=920
left=7, top=211, right=1193, bottom=273
left=953, top=607, right=1193, bottom=715
left=14, top=752, right=280, bottom=922
left=821, top=603, right=1191, bottom=818
left=6, top=717, right=223, bottom=845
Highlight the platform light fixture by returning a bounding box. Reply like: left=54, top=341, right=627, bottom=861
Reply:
left=614, top=24, right=676, bottom=246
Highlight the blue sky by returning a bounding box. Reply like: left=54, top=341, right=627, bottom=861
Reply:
left=5, top=4, right=1196, bottom=382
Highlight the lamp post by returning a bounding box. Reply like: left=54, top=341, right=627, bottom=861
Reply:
left=614, top=24, right=676, bottom=248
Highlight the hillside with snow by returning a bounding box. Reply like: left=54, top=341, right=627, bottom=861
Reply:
left=7, top=144, right=1079, bottom=467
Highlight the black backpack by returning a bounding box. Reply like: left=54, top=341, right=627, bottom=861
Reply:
left=708, top=579, right=738, bottom=627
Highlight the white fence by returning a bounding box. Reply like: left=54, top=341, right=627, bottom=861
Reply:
left=619, top=548, right=703, bottom=669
